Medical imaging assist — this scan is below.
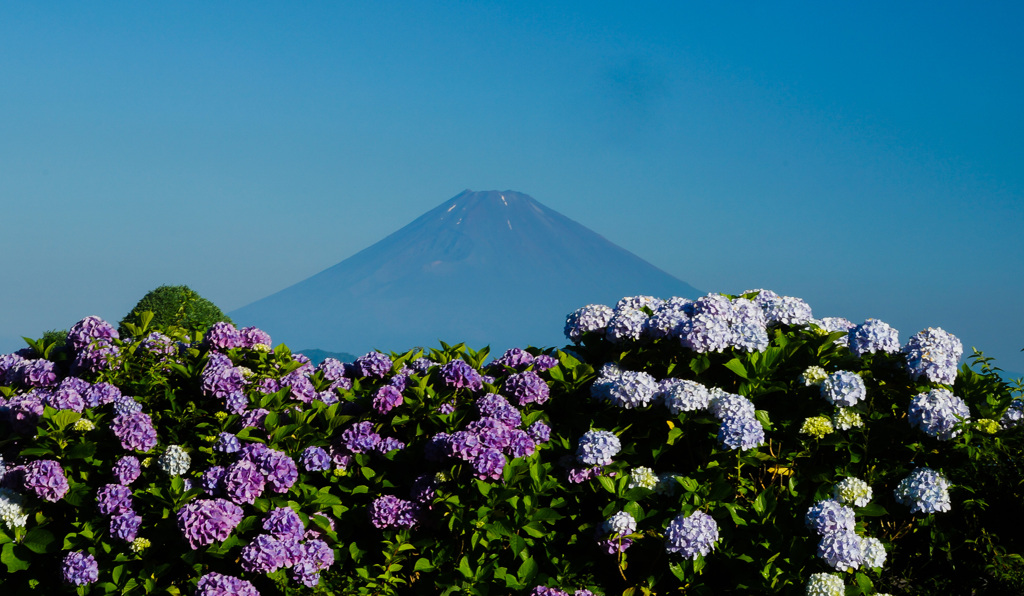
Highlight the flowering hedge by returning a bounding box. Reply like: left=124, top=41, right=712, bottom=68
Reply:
left=1, top=291, right=1023, bottom=595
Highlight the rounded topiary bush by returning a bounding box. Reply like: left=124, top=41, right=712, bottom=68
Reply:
left=0, top=289, right=1021, bottom=595
left=117, top=285, right=232, bottom=338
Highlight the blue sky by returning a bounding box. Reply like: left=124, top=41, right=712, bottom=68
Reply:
left=2, top=2, right=1022, bottom=373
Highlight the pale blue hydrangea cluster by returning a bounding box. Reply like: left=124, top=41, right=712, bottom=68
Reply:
left=832, top=477, right=872, bottom=508
left=761, top=294, right=814, bottom=327
left=805, top=498, right=871, bottom=572
left=602, top=511, right=637, bottom=536
left=817, top=317, right=855, bottom=346
left=820, top=371, right=866, bottom=408
left=902, top=327, right=963, bottom=385
left=605, top=306, right=649, bottom=343
left=805, top=572, right=845, bottom=596
left=680, top=294, right=768, bottom=353
left=664, top=510, right=719, bottom=559
left=157, top=445, right=191, bottom=476
left=564, top=304, right=615, bottom=343
left=628, top=466, right=659, bottom=490
left=657, top=378, right=712, bottom=414
left=848, top=319, right=900, bottom=357
left=709, top=389, right=764, bottom=451
left=1001, top=398, right=1024, bottom=430
left=908, top=388, right=971, bottom=440
left=894, top=467, right=952, bottom=514
left=576, top=430, right=621, bottom=466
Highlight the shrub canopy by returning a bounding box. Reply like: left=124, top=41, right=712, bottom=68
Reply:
left=118, top=285, right=231, bottom=337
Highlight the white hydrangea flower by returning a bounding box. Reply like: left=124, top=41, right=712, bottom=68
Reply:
left=833, top=477, right=873, bottom=507
left=628, top=466, right=658, bottom=490
left=157, top=445, right=191, bottom=477
left=73, top=418, right=96, bottom=432
left=801, top=366, right=828, bottom=387
left=861, top=536, right=887, bottom=568
left=805, top=572, right=845, bottom=596
left=833, top=408, right=864, bottom=430
left=0, top=488, right=29, bottom=530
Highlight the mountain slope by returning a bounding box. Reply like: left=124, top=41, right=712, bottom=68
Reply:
left=230, top=190, right=701, bottom=354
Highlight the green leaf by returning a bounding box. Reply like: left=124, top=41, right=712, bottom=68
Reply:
left=723, top=358, right=749, bottom=379
left=1, top=542, right=31, bottom=572
left=856, top=503, right=888, bottom=517
left=517, top=556, right=538, bottom=583
left=52, top=409, right=82, bottom=431
left=22, top=528, right=55, bottom=554
left=597, top=475, right=617, bottom=494
left=65, top=441, right=97, bottom=460
left=458, top=556, right=474, bottom=579
left=752, top=493, right=767, bottom=516
left=414, top=558, right=434, bottom=572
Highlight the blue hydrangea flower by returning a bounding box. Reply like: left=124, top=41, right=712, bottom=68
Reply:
left=818, top=317, right=855, bottom=346
left=564, top=304, right=615, bottom=343
left=300, top=446, right=331, bottom=472
left=604, top=370, right=659, bottom=409
left=909, top=388, right=970, bottom=440
left=576, top=430, right=621, bottom=466
left=821, top=371, right=866, bottom=407
left=605, top=307, right=649, bottom=343
left=1001, top=398, right=1024, bottom=430
left=805, top=499, right=855, bottom=535
left=717, top=415, right=765, bottom=451
left=658, top=378, right=712, bottom=414
left=708, top=390, right=755, bottom=421
left=817, top=530, right=864, bottom=571
left=894, top=467, right=951, bottom=514
left=602, top=510, right=637, bottom=536
left=762, top=295, right=813, bottom=327
left=679, top=312, right=732, bottom=353
left=902, top=327, right=963, bottom=385
left=664, top=510, right=719, bottom=559
left=157, top=445, right=190, bottom=476
left=848, top=319, right=900, bottom=357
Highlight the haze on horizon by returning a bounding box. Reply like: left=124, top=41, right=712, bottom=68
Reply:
left=1, top=2, right=1022, bottom=373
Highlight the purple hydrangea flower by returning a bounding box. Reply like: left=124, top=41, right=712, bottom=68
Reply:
left=71, top=339, right=120, bottom=375
left=201, top=362, right=248, bottom=400
left=369, top=495, right=419, bottom=529
left=909, top=388, right=970, bottom=440
left=476, top=393, right=512, bottom=417
left=849, top=319, right=900, bottom=357
left=112, top=394, right=143, bottom=417
left=300, top=446, right=331, bottom=472
left=532, top=354, right=558, bottom=372
left=341, top=421, right=381, bottom=454
left=223, top=459, right=266, bottom=505
left=491, top=348, right=534, bottom=370
left=410, top=357, right=435, bottom=374
left=821, top=371, right=866, bottom=407
left=255, top=449, right=298, bottom=494
left=902, top=327, right=963, bottom=385
left=140, top=331, right=176, bottom=357
left=263, top=507, right=305, bottom=540
left=316, top=357, right=347, bottom=382
left=23, top=459, right=69, bottom=502
left=504, top=370, right=550, bottom=406
left=67, top=316, right=119, bottom=351
left=240, top=533, right=289, bottom=573
left=176, top=498, right=244, bottom=549
left=204, top=322, right=241, bottom=351
left=112, top=456, right=141, bottom=485
left=664, top=510, right=719, bottom=559
left=473, top=448, right=506, bottom=480
left=527, top=420, right=551, bottom=443
left=355, top=351, right=392, bottom=379
left=566, top=465, right=603, bottom=484
left=110, top=411, right=158, bottom=452
left=530, top=588, right=569, bottom=596
left=19, top=358, right=59, bottom=388
left=238, top=326, right=272, bottom=349
left=62, top=551, right=99, bottom=586
left=84, top=382, right=120, bottom=408
left=224, top=390, right=248, bottom=414
left=281, top=369, right=316, bottom=404
left=439, top=359, right=483, bottom=391
left=239, top=408, right=269, bottom=430
left=375, top=436, right=406, bottom=454
left=97, top=483, right=134, bottom=515
left=576, top=430, right=621, bottom=466
left=201, top=466, right=226, bottom=495
left=109, top=509, right=142, bottom=541
left=448, top=430, right=485, bottom=462
left=196, top=572, right=260, bottom=596
left=214, top=432, right=241, bottom=454
left=373, top=385, right=403, bottom=414
left=291, top=538, right=335, bottom=587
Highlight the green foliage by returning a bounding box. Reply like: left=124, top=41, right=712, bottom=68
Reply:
left=117, top=285, right=231, bottom=337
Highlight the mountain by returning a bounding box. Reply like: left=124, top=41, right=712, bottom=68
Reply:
left=229, top=190, right=701, bottom=355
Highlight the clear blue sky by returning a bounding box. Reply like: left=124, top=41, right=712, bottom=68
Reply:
left=2, top=2, right=1022, bottom=373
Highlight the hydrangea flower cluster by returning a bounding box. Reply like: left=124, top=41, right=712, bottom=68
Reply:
left=820, top=371, right=866, bottom=407
left=805, top=499, right=863, bottom=571
left=204, top=322, right=242, bottom=351
left=832, top=408, right=864, bottom=430
left=576, top=430, right=621, bottom=466
left=591, top=366, right=658, bottom=409
left=908, top=388, right=971, bottom=440
left=1001, top=398, right=1024, bottom=430
left=354, top=351, right=392, bottom=379
left=602, top=510, right=637, bottom=536
left=664, top=510, right=719, bottom=559
left=176, top=498, right=244, bottom=549
left=0, top=488, right=28, bottom=529
left=848, top=318, right=900, bottom=357
left=800, top=416, right=834, bottom=439
left=832, top=477, right=873, bottom=508
left=657, top=378, right=712, bottom=414
left=564, top=304, right=615, bottom=343
left=709, top=390, right=764, bottom=451
left=894, top=467, right=952, bottom=514
left=196, top=572, right=260, bottom=596
left=439, top=359, right=484, bottom=391
left=369, top=494, right=419, bottom=529
left=157, top=445, right=191, bottom=476
left=62, top=551, right=99, bottom=586
left=805, top=572, right=845, bottom=596
left=110, top=410, right=158, bottom=452
left=628, top=466, right=659, bottom=490
left=902, top=327, right=962, bottom=385
left=23, top=458, right=70, bottom=502
left=817, top=317, right=855, bottom=346
left=800, top=365, right=828, bottom=386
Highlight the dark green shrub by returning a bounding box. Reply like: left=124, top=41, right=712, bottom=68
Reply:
left=118, top=285, right=232, bottom=337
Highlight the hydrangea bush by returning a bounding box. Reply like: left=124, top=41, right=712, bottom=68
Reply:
left=0, top=292, right=1022, bottom=595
